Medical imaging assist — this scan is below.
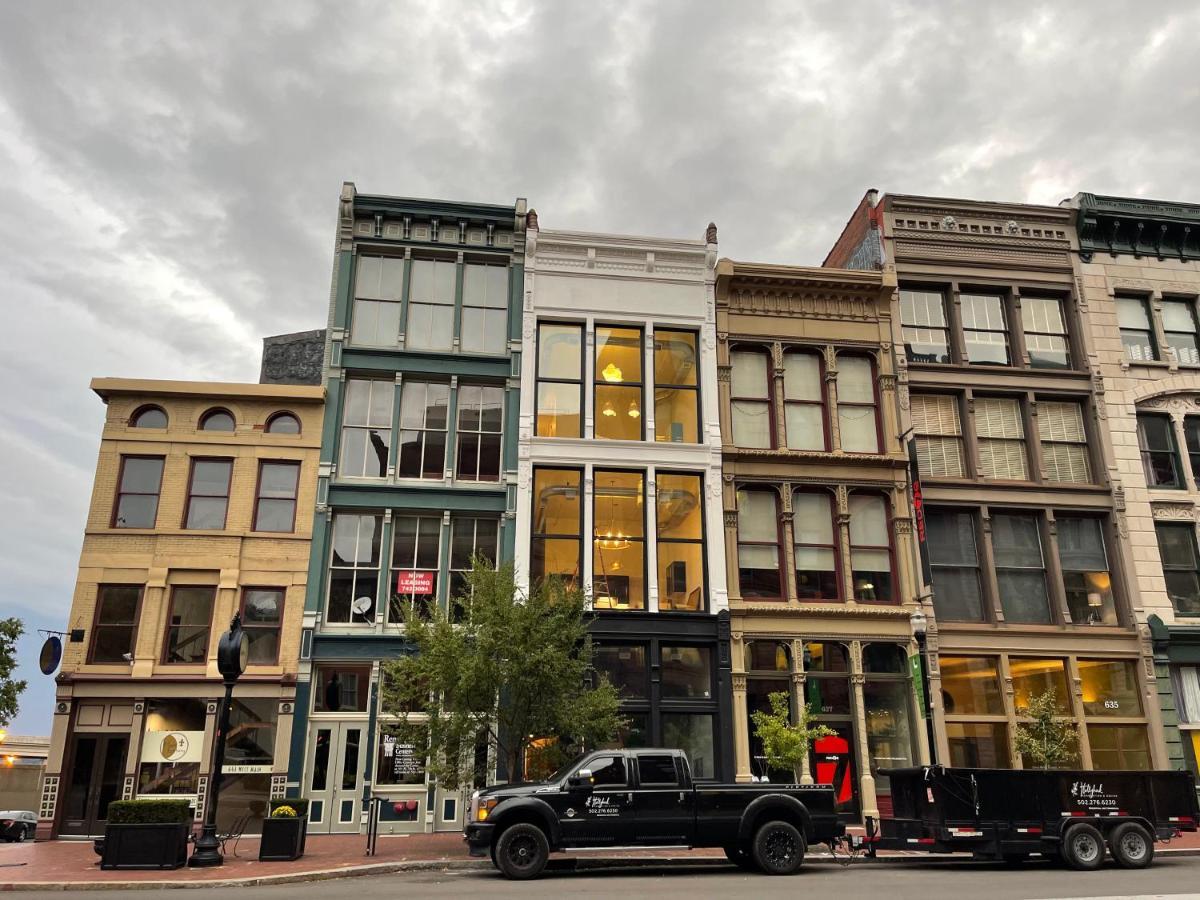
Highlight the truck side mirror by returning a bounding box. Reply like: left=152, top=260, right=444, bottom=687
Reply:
left=567, top=768, right=593, bottom=790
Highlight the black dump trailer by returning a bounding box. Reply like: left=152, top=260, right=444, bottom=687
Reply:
left=865, top=766, right=1198, bottom=870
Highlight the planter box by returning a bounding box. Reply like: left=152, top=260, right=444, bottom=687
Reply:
left=100, top=823, right=190, bottom=870
left=259, top=817, right=305, bottom=861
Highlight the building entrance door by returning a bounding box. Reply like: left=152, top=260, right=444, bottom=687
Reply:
left=306, top=722, right=366, bottom=833
left=59, top=733, right=128, bottom=836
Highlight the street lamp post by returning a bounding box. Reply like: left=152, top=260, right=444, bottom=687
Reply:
left=188, top=613, right=249, bottom=868
left=909, top=608, right=938, bottom=767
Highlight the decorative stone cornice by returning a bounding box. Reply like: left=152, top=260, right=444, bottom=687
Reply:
left=1076, top=193, right=1200, bottom=263
left=736, top=602, right=914, bottom=619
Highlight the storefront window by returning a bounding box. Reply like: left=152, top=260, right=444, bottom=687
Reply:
left=1088, top=725, right=1151, bottom=770
left=313, top=664, right=372, bottom=712
left=863, top=644, right=907, bottom=674
left=946, top=722, right=1009, bottom=767
left=662, top=713, right=715, bottom=779
left=1010, top=657, right=1070, bottom=713
left=217, top=698, right=276, bottom=831
left=805, top=643, right=851, bottom=715
left=939, top=656, right=1004, bottom=716
left=1078, top=659, right=1143, bottom=717
left=863, top=680, right=915, bottom=788
left=593, top=644, right=648, bottom=699
left=746, top=676, right=791, bottom=782
left=602, top=713, right=649, bottom=751
left=376, top=729, right=428, bottom=786
left=746, top=640, right=791, bottom=673
left=138, top=699, right=206, bottom=796
left=661, top=646, right=712, bottom=699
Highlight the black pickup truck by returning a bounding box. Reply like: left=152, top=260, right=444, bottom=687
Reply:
left=465, top=748, right=843, bottom=879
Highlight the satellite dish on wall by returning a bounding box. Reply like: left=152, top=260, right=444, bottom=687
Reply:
left=351, top=596, right=373, bottom=619
left=39, top=636, right=63, bottom=676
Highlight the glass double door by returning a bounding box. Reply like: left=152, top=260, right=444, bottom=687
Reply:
left=60, top=734, right=128, bottom=836
left=307, top=721, right=366, bottom=833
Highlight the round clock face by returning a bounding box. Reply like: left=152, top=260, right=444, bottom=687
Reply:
left=238, top=634, right=249, bottom=673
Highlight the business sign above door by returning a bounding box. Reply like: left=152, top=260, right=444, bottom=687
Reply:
left=142, top=730, right=204, bottom=764
left=396, top=570, right=434, bottom=595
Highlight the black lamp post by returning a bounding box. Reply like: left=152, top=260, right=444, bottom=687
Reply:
left=188, top=613, right=248, bottom=867
left=909, top=608, right=938, bottom=767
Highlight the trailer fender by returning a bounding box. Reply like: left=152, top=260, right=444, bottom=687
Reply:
left=738, top=794, right=813, bottom=842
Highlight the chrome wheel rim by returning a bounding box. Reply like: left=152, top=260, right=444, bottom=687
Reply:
left=1120, top=831, right=1147, bottom=861
left=1073, top=832, right=1100, bottom=863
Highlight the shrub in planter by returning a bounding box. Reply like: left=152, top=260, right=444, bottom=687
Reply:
left=259, top=799, right=309, bottom=862
left=101, top=800, right=193, bottom=870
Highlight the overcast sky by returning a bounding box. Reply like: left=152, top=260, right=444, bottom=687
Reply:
left=2, top=1, right=1198, bottom=735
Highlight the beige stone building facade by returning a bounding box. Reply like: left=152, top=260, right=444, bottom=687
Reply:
left=717, top=259, right=927, bottom=821
left=1069, top=193, right=1200, bottom=786
left=41, top=379, right=323, bottom=838
left=826, top=192, right=1168, bottom=777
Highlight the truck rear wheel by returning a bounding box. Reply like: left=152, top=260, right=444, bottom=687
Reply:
left=1109, top=822, right=1154, bottom=869
left=724, top=844, right=755, bottom=870
left=494, top=823, right=550, bottom=880
left=751, top=820, right=806, bottom=875
left=1060, top=823, right=1105, bottom=871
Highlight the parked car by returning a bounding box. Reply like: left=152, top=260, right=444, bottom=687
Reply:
left=0, top=811, right=37, bottom=843
left=465, top=748, right=843, bottom=879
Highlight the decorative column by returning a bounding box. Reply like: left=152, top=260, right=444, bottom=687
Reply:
left=835, top=486, right=854, bottom=604
left=771, top=342, right=787, bottom=449
left=792, top=639, right=814, bottom=785
left=724, top=483, right=741, bottom=602
left=779, top=485, right=796, bottom=602
left=824, top=346, right=841, bottom=450
left=850, top=641, right=878, bottom=820
left=732, top=629, right=752, bottom=783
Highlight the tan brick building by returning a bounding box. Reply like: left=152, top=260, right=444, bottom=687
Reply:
left=1069, top=193, right=1200, bottom=787
left=41, top=379, right=323, bottom=838
left=827, top=192, right=1168, bottom=775
left=717, top=259, right=927, bottom=821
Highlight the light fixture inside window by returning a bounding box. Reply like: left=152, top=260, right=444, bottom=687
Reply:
left=602, top=363, right=623, bottom=383
left=627, top=400, right=640, bottom=418
left=602, top=400, right=617, bottom=417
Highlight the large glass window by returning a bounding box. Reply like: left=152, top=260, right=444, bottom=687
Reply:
left=837, top=356, right=879, bottom=453
left=184, top=458, right=232, bottom=529
left=594, top=326, right=643, bottom=440
left=339, top=379, right=393, bottom=478
left=593, top=470, right=646, bottom=610
left=849, top=495, right=892, bottom=602
left=448, top=517, right=499, bottom=613
left=1163, top=299, right=1200, bottom=365
left=397, top=381, right=449, bottom=479
left=406, top=258, right=455, bottom=351
left=455, top=384, right=502, bottom=482
left=327, top=513, right=382, bottom=624
left=1088, top=725, right=1151, bottom=770
left=1157, top=522, right=1200, bottom=615
left=162, top=586, right=215, bottom=664
left=731, top=350, right=772, bottom=448
left=792, top=491, right=838, bottom=600
left=254, top=461, right=300, bottom=532
left=946, top=722, right=1009, bottom=768
left=1022, top=296, right=1071, bottom=369
left=138, top=699, right=205, bottom=796
left=863, top=679, right=915, bottom=789
left=976, top=397, right=1029, bottom=480
left=653, top=330, right=700, bottom=443
left=746, top=642, right=791, bottom=783
left=661, top=714, right=715, bottom=780
left=460, top=263, right=508, bottom=354
left=911, top=394, right=965, bottom=477
left=350, top=255, right=403, bottom=347
left=1117, top=296, right=1158, bottom=362
left=593, top=644, right=648, bottom=699
left=1010, top=657, right=1070, bottom=713
left=1058, top=517, right=1116, bottom=625
left=113, top=456, right=163, bottom=528
left=535, top=323, right=583, bottom=438
left=804, top=641, right=851, bottom=716
left=89, top=585, right=140, bottom=664
left=656, top=473, right=706, bottom=611
left=389, top=516, right=440, bottom=621
left=1039, top=401, right=1091, bottom=483
left=926, top=509, right=983, bottom=621
left=900, top=289, right=950, bottom=363
left=661, top=646, right=712, bottom=698
left=783, top=351, right=825, bottom=450
left=737, top=489, right=781, bottom=598
left=960, top=293, right=1010, bottom=365
left=1137, top=413, right=1182, bottom=488
left=241, top=588, right=284, bottom=665
left=1079, top=659, right=1143, bottom=717
left=313, top=664, right=372, bottom=712
left=992, top=513, right=1050, bottom=623
left=939, top=656, right=1004, bottom=716
left=531, top=468, right=582, bottom=586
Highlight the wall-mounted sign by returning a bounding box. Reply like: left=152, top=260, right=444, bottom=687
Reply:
left=396, top=570, right=434, bottom=595
left=223, top=764, right=272, bottom=775
left=39, top=636, right=63, bottom=676
left=142, top=730, right=204, bottom=764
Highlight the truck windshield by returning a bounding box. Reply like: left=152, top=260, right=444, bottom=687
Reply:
left=545, top=754, right=589, bottom=784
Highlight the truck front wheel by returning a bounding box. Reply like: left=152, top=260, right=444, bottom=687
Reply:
left=494, top=823, right=550, bottom=880
left=1109, top=822, right=1154, bottom=869
left=751, top=820, right=806, bottom=875
left=1061, top=823, right=1105, bottom=871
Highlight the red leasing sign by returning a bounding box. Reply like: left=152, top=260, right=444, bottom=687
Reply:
left=396, top=570, right=434, bottom=595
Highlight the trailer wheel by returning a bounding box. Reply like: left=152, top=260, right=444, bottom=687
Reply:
left=494, top=823, right=550, bottom=880
left=724, top=844, right=756, bottom=870
left=1109, top=822, right=1154, bottom=869
left=751, top=820, right=806, bottom=875
left=1060, top=823, right=1105, bottom=871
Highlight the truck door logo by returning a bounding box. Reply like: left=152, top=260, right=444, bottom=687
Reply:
left=585, top=795, right=618, bottom=816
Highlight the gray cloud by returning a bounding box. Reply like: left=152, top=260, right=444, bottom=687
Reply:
left=1, top=0, right=1198, bottom=733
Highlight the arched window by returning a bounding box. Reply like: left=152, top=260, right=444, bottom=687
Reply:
left=745, top=640, right=791, bottom=673
left=736, top=488, right=782, bottom=598
left=266, top=412, right=301, bottom=435
left=731, top=349, right=773, bottom=448
left=836, top=355, right=879, bottom=452
left=199, top=409, right=235, bottom=432
left=849, top=494, right=894, bottom=602
left=130, top=406, right=167, bottom=428
left=863, top=643, right=907, bottom=674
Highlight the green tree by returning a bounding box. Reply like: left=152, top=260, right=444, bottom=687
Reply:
left=0, top=618, right=27, bottom=728
left=380, top=561, right=623, bottom=787
left=1014, top=688, right=1079, bottom=769
left=750, top=691, right=835, bottom=782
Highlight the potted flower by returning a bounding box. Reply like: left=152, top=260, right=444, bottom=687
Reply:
left=259, top=799, right=308, bottom=861
left=100, top=799, right=192, bottom=870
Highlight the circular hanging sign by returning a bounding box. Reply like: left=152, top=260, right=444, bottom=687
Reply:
left=39, top=636, right=63, bottom=676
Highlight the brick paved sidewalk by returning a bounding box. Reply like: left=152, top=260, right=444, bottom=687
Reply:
left=2, top=828, right=1198, bottom=890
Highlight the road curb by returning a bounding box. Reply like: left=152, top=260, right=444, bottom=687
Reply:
left=2, top=847, right=1198, bottom=890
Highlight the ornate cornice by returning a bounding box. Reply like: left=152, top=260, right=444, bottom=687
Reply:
left=1077, top=193, right=1200, bottom=263
left=734, top=602, right=913, bottom=619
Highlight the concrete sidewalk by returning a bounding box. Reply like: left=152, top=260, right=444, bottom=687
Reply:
left=2, top=829, right=1198, bottom=891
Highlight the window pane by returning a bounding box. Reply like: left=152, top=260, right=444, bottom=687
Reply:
left=533, top=469, right=581, bottom=536
left=992, top=514, right=1043, bottom=566
left=657, top=474, right=703, bottom=539
left=839, top=405, right=878, bottom=452
left=655, top=388, right=698, bottom=443
left=200, top=410, right=235, bottom=431
left=164, top=587, right=214, bottom=663
left=784, top=352, right=821, bottom=400
left=132, top=407, right=167, bottom=428
left=409, top=259, right=455, bottom=304
left=351, top=298, right=400, bottom=346
left=1079, top=659, right=1143, bottom=717
left=731, top=351, right=769, bottom=398
left=121, top=457, right=164, bottom=494
left=863, top=644, right=907, bottom=674
left=1138, top=414, right=1175, bottom=451
left=1087, top=725, right=1150, bottom=770
left=946, top=722, right=1009, bottom=768
left=1021, top=296, right=1065, bottom=333
left=793, top=493, right=834, bottom=544
left=190, top=460, right=230, bottom=496
left=596, top=326, right=642, bottom=384
left=461, top=307, right=508, bottom=354
left=186, top=497, right=228, bottom=530
left=1118, top=297, right=1152, bottom=330
left=593, top=644, right=647, bottom=698
left=926, top=510, right=978, bottom=565
left=900, top=289, right=947, bottom=326
left=849, top=495, right=887, bottom=545
left=961, top=294, right=1010, bottom=365
left=661, top=715, right=715, bottom=780
left=313, top=665, right=372, bottom=712
left=939, top=656, right=1004, bottom=715
left=863, top=680, right=915, bottom=787
left=1163, top=300, right=1197, bottom=334
left=260, top=462, right=299, bottom=498
left=732, top=401, right=772, bottom=448
left=654, top=330, right=698, bottom=386
left=594, top=471, right=645, bottom=610
left=659, top=542, right=705, bottom=611
left=785, top=403, right=824, bottom=450
left=537, top=323, right=582, bottom=380
left=930, top=567, right=984, bottom=621
left=1026, top=333, right=1071, bottom=369
left=462, top=263, right=508, bottom=308
left=1011, top=658, right=1070, bottom=713
left=837, top=356, right=874, bottom=403
left=536, top=382, right=581, bottom=438
left=595, top=384, right=642, bottom=440
left=661, top=646, right=712, bottom=698
left=737, top=490, right=778, bottom=542
left=531, top=538, right=581, bottom=585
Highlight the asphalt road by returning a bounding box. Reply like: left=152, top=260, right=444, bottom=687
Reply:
left=57, top=855, right=1200, bottom=899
